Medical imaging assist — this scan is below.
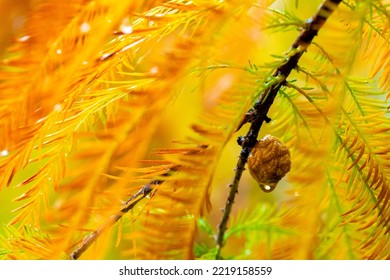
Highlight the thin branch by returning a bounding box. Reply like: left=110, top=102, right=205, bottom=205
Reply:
left=69, top=181, right=158, bottom=260
left=68, top=163, right=181, bottom=260
left=215, top=0, right=342, bottom=259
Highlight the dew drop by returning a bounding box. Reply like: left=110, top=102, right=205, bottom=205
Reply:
left=264, top=185, right=271, bottom=191
left=80, top=22, right=91, bottom=33
left=56, top=49, right=62, bottom=55
left=294, top=191, right=299, bottom=197
left=100, top=52, right=114, bottom=61
left=53, top=199, right=63, bottom=209
left=35, top=117, right=46, bottom=124
left=82, top=60, right=89, bottom=65
left=120, top=18, right=133, bottom=34
left=121, top=25, right=133, bottom=34
left=18, top=35, right=30, bottom=42
left=1, top=150, right=9, bottom=157
left=150, top=66, right=159, bottom=74
left=53, top=103, right=62, bottom=112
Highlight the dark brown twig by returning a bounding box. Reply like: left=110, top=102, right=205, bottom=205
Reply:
left=69, top=182, right=158, bottom=260
left=215, top=0, right=342, bottom=259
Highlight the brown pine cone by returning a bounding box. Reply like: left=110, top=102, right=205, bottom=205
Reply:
left=247, top=135, right=291, bottom=192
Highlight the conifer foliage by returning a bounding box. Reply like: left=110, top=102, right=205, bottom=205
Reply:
left=0, top=0, right=389, bottom=260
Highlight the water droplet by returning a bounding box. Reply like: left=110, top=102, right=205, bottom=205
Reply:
left=294, top=191, right=299, bottom=197
left=121, top=25, right=133, bottom=34
left=100, top=52, right=114, bottom=61
left=35, top=117, right=46, bottom=124
left=120, top=18, right=133, bottom=34
left=53, top=199, right=63, bottom=209
left=150, top=66, right=159, bottom=74
left=18, top=35, right=30, bottom=42
left=82, top=60, right=89, bottom=65
left=1, top=150, right=9, bottom=157
left=80, top=22, right=91, bottom=33
left=56, top=49, right=62, bottom=55
left=53, top=103, right=62, bottom=112
left=264, top=185, right=271, bottom=191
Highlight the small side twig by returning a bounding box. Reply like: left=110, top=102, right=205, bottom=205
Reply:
left=69, top=181, right=158, bottom=260
left=215, top=0, right=342, bottom=259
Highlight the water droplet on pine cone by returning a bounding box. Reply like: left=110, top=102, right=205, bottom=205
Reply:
left=247, top=135, right=291, bottom=192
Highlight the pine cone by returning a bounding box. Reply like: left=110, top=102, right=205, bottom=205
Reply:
left=247, top=135, right=291, bottom=192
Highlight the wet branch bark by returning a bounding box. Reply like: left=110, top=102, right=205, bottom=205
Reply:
left=69, top=182, right=157, bottom=260
left=214, top=0, right=342, bottom=259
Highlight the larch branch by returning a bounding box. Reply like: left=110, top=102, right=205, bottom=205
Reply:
left=69, top=182, right=157, bottom=260
left=215, top=0, right=342, bottom=259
